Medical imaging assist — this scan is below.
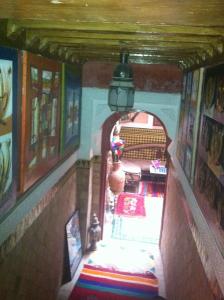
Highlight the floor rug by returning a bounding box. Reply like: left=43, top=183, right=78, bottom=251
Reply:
left=69, top=264, right=159, bottom=300
left=112, top=196, right=164, bottom=244
left=115, top=192, right=146, bottom=217
left=87, top=240, right=156, bottom=275
left=139, top=181, right=165, bottom=197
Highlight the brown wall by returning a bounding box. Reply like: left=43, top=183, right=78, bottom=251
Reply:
left=0, top=166, right=77, bottom=300
left=83, top=62, right=182, bottom=93
left=91, top=156, right=101, bottom=218
left=160, top=164, right=214, bottom=300
left=0, top=157, right=102, bottom=300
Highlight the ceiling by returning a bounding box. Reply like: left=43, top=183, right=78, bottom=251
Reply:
left=1, top=0, right=224, bottom=69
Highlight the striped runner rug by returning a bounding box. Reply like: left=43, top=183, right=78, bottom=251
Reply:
left=69, top=264, right=158, bottom=299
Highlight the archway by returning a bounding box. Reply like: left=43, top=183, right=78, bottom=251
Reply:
left=99, top=110, right=171, bottom=242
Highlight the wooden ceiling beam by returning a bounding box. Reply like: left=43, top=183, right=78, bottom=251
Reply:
left=45, top=38, right=211, bottom=53
left=3, top=18, right=224, bottom=66
left=25, top=28, right=223, bottom=44
left=9, top=19, right=224, bottom=36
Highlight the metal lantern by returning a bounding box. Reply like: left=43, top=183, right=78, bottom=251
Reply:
left=89, top=213, right=101, bottom=251
left=108, top=53, right=135, bottom=111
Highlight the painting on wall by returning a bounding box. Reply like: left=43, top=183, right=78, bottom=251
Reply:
left=177, top=72, right=192, bottom=170
left=193, top=63, right=224, bottom=251
left=0, top=46, right=18, bottom=218
left=177, top=69, right=202, bottom=183
left=60, top=63, right=82, bottom=156
left=20, top=51, right=61, bottom=192
left=176, top=73, right=187, bottom=167
left=63, top=210, right=82, bottom=282
left=186, top=69, right=200, bottom=146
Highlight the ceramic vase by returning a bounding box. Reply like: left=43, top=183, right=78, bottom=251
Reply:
left=108, top=161, right=125, bottom=195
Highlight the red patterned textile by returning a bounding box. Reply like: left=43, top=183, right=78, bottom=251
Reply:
left=69, top=264, right=158, bottom=300
left=115, top=193, right=146, bottom=217
left=139, top=181, right=165, bottom=197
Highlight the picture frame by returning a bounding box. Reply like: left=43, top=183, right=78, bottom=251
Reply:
left=177, top=72, right=190, bottom=168
left=60, top=63, right=82, bottom=156
left=20, top=51, right=61, bottom=192
left=184, top=145, right=192, bottom=180
left=0, top=46, right=19, bottom=218
left=63, top=210, right=82, bottom=282
left=177, top=70, right=202, bottom=183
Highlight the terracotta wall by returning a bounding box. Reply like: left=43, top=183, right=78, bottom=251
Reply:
left=0, top=166, right=77, bottom=300
left=83, top=62, right=182, bottom=93
left=160, top=164, right=214, bottom=300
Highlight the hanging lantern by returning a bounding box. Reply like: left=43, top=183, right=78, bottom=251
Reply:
left=108, top=52, right=135, bottom=112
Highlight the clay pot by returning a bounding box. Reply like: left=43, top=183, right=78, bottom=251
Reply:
left=108, top=161, right=125, bottom=195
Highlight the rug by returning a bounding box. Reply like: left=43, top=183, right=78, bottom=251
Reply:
left=139, top=181, right=165, bottom=197
left=87, top=240, right=156, bottom=275
left=112, top=196, right=164, bottom=244
left=115, top=192, right=146, bottom=217
left=69, top=264, right=159, bottom=300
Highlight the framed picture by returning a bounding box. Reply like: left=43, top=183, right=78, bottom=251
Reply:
left=20, top=51, right=61, bottom=192
left=63, top=210, right=82, bottom=282
left=184, top=145, right=192, bottom=180
left=177, top=72, right=190, bottom=167
left=60, top=63, right=82, bottom=156
left=186, top=69, right=200, bottom=146
left=0, top=46, right=18, bottom=218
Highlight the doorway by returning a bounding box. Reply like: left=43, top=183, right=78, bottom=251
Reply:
left=101, top=111, right=169, bottom=246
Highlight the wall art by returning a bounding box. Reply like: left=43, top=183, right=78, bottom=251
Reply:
left=0, top=46, right=18, bottom=218
left=60, top=63, right=82, bottom=156
left=20, top=51, right=61, bottom=192
left=62, top=210, right=82, bottom=282
left=193, top=63, right=224, bottom=252
left=177, top=69, right=202, bottom=183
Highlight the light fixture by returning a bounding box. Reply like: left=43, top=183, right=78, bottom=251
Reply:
left=108, top=52, right=135, bottom=112
left=50, top=0, right=63, bottom=4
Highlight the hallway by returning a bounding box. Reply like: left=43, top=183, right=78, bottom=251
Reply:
left=58, top=235, right=166, bottom=299
left=1, top=3, right=224, bottom=299
left=58, top=172, right=166, bottom=299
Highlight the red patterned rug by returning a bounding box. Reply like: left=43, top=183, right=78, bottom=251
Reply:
left=139, top=181, right=165, bottom=197
left=115, top=192, right=146, bottom=217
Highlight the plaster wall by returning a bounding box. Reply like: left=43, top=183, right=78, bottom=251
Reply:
left=78, top=87, right=181, bottom=160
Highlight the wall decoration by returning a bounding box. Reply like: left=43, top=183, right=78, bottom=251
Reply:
left=0, top=46, right=18, bottom=218
left=176, top=73, right=188, bottom=167
left=193, top=63, right=224, bottom=251
left=176, top=69, right=202, bottom=183
left=20, top=52, right=61, bottom=192
left=63, top=210, right=82, bottom=282
left=176, top=72, right=192, bottom=172
left=60, top=63, right=82, bottom=156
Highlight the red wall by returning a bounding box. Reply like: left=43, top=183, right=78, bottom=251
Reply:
left=160, top=164, right=215, bottom=300
left=83, top=62, right=182, bottom=93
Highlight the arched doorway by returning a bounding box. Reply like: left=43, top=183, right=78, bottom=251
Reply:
left=99, top=111, right=171, bottom=244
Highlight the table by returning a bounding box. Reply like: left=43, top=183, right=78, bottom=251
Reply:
left=122, top=163, right=141, bottom=193
left=142, top=165, right=167, bottom=182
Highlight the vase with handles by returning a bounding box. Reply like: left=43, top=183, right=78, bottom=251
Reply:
left=108, top=161, right=125, bottom=195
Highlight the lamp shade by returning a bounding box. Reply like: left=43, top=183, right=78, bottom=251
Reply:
left=108, top=53, right=135, bottom=111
